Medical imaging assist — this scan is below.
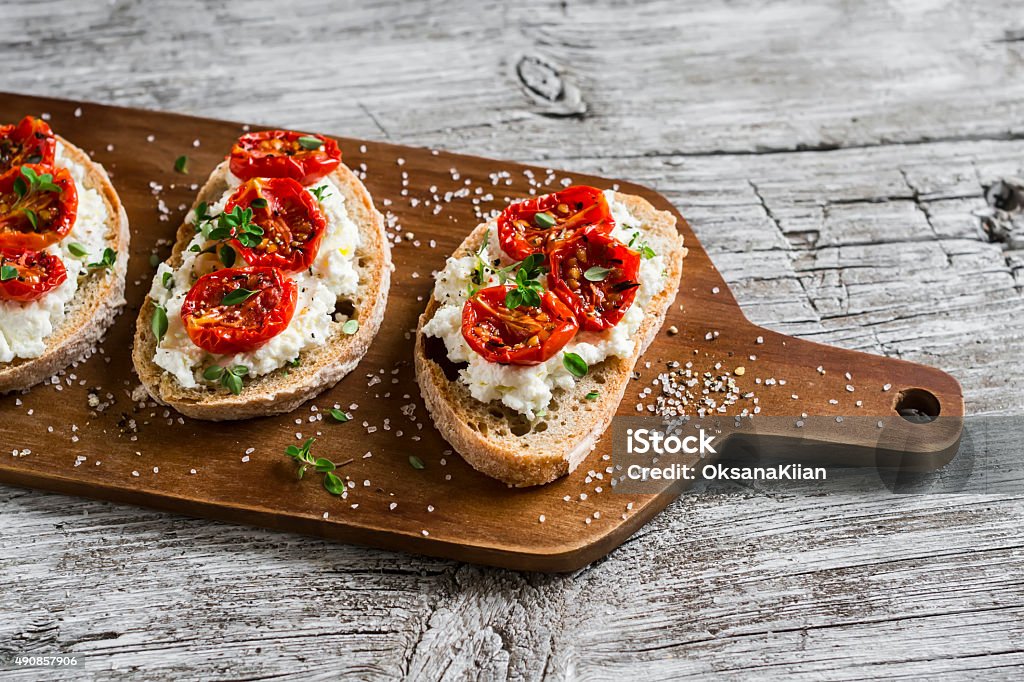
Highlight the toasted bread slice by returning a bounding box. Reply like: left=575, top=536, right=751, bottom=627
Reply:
left=132, top=161, right=391, bottom=420
left=415, top=192, right=685, bottom=487
left=0, top=137, right=130, bottom=393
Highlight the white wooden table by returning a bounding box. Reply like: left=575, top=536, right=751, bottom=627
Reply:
left=2, top=1, right=1023, bottom=678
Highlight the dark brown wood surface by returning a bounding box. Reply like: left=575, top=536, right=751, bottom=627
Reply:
left=0, top=93, right=963, bottom=571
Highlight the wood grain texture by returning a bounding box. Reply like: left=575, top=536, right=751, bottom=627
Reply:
left=1, top=0, right=1023, bottom=679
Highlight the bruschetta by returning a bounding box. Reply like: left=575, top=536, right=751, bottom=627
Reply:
left=415, top=186, right=685, bottom=486
left=133, top=129, right=390, bottom=420
left=0, top=115, right=130, bottom=392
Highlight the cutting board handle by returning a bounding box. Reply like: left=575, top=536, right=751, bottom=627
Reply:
left=715, top=328, right=965, bottom=472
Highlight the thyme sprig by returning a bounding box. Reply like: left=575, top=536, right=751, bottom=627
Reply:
left=202, top=364, right=248, bottom=395
left=284, top=438, right=351, bottom=495
left=465, top=234, right=548, bottom=308
left=503, top=253, right=546, bottom=310
left=627, top=230, right=656, bottom=260
left=11, top=166, right=63, bottom=231
left=190, top=203, right=265, bottom=262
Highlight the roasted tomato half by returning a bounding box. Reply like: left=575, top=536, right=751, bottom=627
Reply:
left=497, top=185, right=613, bottom=261
left=181, top=266, right=297, bottom=355
left=548, top=228, right=641, bottom=332
left=461, top=285, right=579, bottom=366
left=229, top=130, right=342, bottom=186
left=225, top=178, right=327, bottom=273
left=0, top=116, right=56, bottom=177
left=0, top=247, right=67, bottom=302
left=0, top=164, right=78, bottom=250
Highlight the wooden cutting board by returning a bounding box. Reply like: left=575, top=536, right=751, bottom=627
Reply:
left=0, top=93, right=964, bottom=571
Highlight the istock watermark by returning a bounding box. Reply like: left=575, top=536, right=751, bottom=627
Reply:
left=609, top=415, right=1020, bottom=496
left=626, top=427, right=718, bottom=456
left=0, top=654, right=82, bottom=670
left=624, top=427, right=824, bottom=483
left=625, top=461, right=827, bottom=483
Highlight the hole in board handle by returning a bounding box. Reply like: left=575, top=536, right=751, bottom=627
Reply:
left=895, top=388, right=941, bottom=423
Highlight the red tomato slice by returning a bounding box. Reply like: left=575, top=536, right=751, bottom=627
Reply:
left=181, top=266, right=298, bottom=355
left=0, top=247, right=67, bottom=302
left=548, top=228, right=641, bottom=332
left=0, top=116, right=56, bottom=177
left=229, top=130, right=342, bottom=186
left=461, top=285, right=579, bottom=366
left=225, top=178, right=327, bottom=273
left=0, top=164, right=78, bottom=250
left=497, top=185, right=613, bottom=261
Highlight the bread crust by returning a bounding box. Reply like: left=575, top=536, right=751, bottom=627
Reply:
left=414, top=192, right=685, bottom=487
left=0, top=136, right=130, bottom=393
left=132, top=161, right=391, bottom=420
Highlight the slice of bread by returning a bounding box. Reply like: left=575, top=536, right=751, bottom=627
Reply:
left=132, top=161, right=391, bottom=421
left=0, top=137, right=130, bottom=393
left=415, top=192, right=686, bottom=487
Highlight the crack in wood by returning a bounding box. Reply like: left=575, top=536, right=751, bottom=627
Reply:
left=747, top=179, right=784, bottom=236
left=901, top=168, right=955, bottom=268
left=994, top=28, right=1024, bottom=43
left=554, top=131, right=1024, bottom=161
left=357, top=101, right=390, bottom=140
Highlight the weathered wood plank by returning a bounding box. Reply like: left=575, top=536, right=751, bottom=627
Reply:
left=3, top=0, right=1024, bottom=157
left=1, top=0, right=1023, bottom=679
